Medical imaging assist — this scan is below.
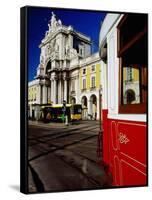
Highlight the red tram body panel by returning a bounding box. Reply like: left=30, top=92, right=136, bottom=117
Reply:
left=99, top=13, right=147, bottom=187
left=102, top=109, right=147, bottom=186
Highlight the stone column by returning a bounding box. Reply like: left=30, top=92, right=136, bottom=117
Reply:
left=50, top=79, right=53, bottom=102
left=68, top=34, right=73, bottom=48
left=29, top=105, right=33, bottom=118
left=58, top=79, right=62, bottom=103
left=88, top=99, right=92, bottom=119
left=75, top=77, right=79, bottom=103
left=64, top=79, right=67, bottom=102
left=37, top=84, right=42, bottom=104
left=42, top=85, right=47, bottom=104
left=50, top=80, right=52, bottom=103
left=50, top=79, right=54, bottom=103
left=48, top=86, right=51, bottom=102
left=54, top=79, right=57, bottom=104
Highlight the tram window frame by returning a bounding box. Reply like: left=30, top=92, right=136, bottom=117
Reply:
left=117, top=14, right=148, bottom=114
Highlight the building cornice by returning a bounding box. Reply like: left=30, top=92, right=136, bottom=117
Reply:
left=39, top=25, right=91, bottom=48
left=80, top=53, right=100, bottom=67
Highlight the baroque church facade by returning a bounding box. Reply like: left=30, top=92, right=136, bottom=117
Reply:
left=28, top=12, right=103, bottom=120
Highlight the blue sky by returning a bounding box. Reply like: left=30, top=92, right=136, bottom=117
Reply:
left=27, top=7, right=106, bottom=81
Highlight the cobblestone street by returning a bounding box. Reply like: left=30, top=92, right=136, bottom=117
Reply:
left=28, top=120, right=110, bottom=193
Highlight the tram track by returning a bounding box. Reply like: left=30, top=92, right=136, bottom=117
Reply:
left=53, top=149, right=111, bottom=187
left=28, top=133, right=97, bottom=162
left=53, top=150, right=104, bottom=187
left=28, top=125, right=99, bottom=147
left=29, top=139, right=109, bottom=190
left=29, top=142, right=109, bottom=190
left=28, top=121, right=111, bottom=191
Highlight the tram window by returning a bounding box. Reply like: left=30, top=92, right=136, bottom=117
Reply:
left=118, top=14, right=148, bottom=113
left=122, top=65, right=140, bottom=105
left=74, top=105, right=82, bottom=114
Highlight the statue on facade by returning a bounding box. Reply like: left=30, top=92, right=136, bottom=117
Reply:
left=47, top=12, right=62, bottom=33
left=58, top=19, right=62, bottom=26
left=65, top=45, right=70, bottom=57
left=51, top=12, right=57, bottom=28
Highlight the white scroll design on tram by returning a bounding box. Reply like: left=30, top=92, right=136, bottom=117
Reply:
left=119, top=132, right=130, bottom=144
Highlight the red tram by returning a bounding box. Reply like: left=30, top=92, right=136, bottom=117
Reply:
left=99, top=13, right=148, bottom=186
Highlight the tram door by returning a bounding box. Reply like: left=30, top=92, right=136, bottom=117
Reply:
left=108, top=120, right=147, bottom=186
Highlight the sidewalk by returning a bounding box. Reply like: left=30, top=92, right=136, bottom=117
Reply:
left=28, top=120, right=66, bottom=129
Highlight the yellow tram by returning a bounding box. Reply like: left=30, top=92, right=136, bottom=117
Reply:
left=41, top=104, right=82, bottom=122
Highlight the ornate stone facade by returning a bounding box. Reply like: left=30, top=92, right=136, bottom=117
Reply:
left=35, top=12, right=91, bottom=105
left=28, top=12, right=103, bottom=120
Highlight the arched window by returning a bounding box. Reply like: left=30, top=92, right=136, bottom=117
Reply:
left=81, top=96, right=87, bottom=108
left=125, top=89, right=135, bottom=104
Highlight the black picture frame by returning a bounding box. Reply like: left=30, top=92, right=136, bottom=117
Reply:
left=20, top=6, right=148, bottom=194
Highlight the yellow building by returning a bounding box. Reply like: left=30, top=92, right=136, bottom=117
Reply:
left=28, top=80, right=40, bottom=119
left=123, top=66, right=140, bottom=104
left=79, top=52, right=102, bottom=120
left=28, top=53, right=103, bottom=120
left=28, top=85, right=37, bottom=103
